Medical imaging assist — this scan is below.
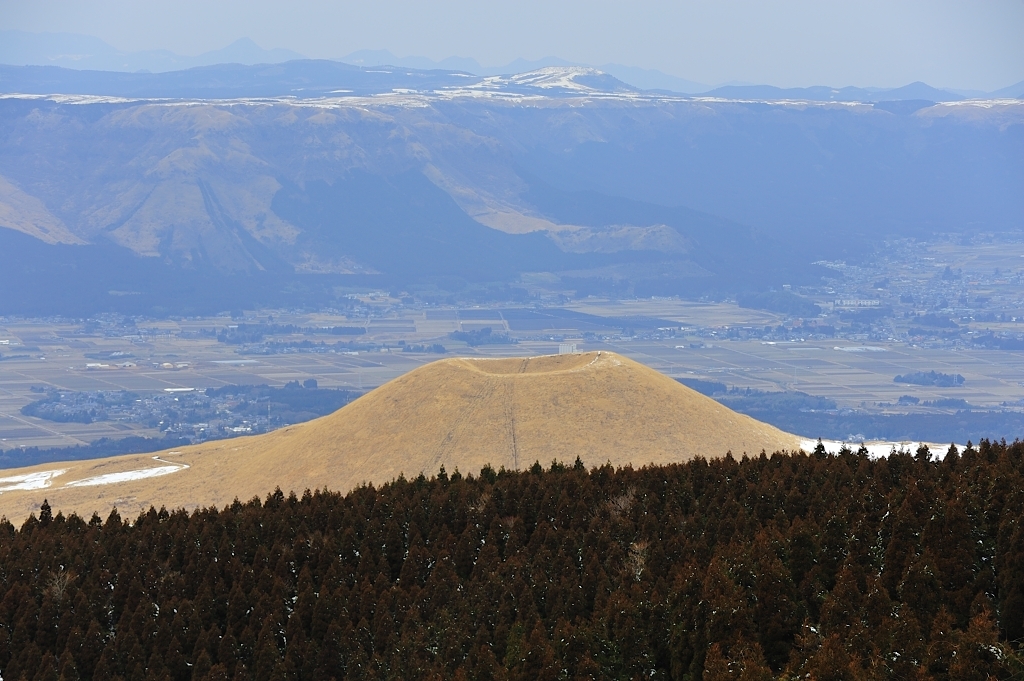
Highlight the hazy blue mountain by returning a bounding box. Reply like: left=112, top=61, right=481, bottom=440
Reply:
left=0, top=30, right=142, bottom=71
left=945, top=87, right=992, bottom=98
left=339, top=50, right=579, bottom=77
left=0, top=31, right=305, bottom=73
left=489, top=56, right=579, bottom=74
left=338, top=50, right=710, bottom=92
left=596, top=64, right=710, bottom=93
left=988, top=79, right=1024, bottom=99
left=190, top=38, right=305, bottom=68
left=0, top=61, right=644, bottom=99
left=0, top=61, right=478, bottom=98
left=338, top=49, right=485, bottom=74
left=0, top=64, right=1020, bottom=315
left=507, top=99, right=1022, bottom=252
left=878, top=81, right=965, bottom=101
left=6, top=31, right=1009, bottom=100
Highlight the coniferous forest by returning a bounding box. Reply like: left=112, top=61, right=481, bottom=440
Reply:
left=2, top=442, right=1024, bottom=680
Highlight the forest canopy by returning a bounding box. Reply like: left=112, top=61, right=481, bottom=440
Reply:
left=2, top=442, right=1024, bottom=680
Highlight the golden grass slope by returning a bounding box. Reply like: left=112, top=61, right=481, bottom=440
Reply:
left=0, top=352, right=801, bottom=523
left=0, top=175, right=85, bottom=245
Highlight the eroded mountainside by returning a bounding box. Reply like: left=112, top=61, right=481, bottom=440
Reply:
left=1, top=64, right=1021, bottom=313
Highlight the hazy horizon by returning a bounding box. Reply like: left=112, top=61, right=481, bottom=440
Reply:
left=1, top=0, right=1022, bottom=91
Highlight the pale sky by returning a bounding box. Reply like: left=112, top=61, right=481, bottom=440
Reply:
left=1, top=0, right=1022, bottom=90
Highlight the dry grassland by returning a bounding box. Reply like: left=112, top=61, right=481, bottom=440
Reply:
left=0, top=352, right=801, bottom=523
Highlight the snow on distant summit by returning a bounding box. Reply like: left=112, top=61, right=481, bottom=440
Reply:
left=470, top=67, right=637, bottom=95
left=507, top=67, right=635, bottom=91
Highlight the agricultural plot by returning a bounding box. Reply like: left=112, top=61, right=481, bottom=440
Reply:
left=3, top=294, right=1024, bottom=452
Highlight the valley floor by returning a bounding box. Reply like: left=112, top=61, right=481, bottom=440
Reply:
left=2, top=293, right=1023, bottom=457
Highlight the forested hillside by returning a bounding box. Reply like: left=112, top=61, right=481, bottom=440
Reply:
left=2, top=443, right=1024, bottom=679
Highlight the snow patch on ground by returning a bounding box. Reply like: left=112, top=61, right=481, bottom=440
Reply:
left=63, top=456, right=190, bottom=488
left=0, top=469, right=67, bottom=494
left=63, top=466, right=183, bottom=487
left=507, top=67, right=605, bottom=91
left=800, top=439, right=959, bottom=459
left=935, top=98, right=1024, bottom=108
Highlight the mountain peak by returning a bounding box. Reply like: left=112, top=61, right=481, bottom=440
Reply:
left=0, top=352, right=800, bottom=522
left=474, top=66, right=636, bottom=95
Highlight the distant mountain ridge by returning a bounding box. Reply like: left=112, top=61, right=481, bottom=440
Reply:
left=339, top=49, right=714, bottom=93
left=700, top=81, right=967, bottom=103
left=988, top=79, right=1024, bottom=99
left=0, top=61, right=650, bottom=100
left=0, top=60, right=477, bottom=99
left=0, top=32, right=711, bottom=93
left=2, top=31, right=1018, bottom=100
left=0, top=31, right=304, bottom=73
left=0, top=60, right=1004, bottom=105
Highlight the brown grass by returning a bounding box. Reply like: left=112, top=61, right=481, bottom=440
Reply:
left=0, top=352, right=801, bottom=523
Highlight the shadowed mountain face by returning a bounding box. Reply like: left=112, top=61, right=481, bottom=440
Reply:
left=270, top=172, right=574, bottom=280
left=506, top=102, right=1024, bottom=255
left=0, top=64, right=1021, bottom=314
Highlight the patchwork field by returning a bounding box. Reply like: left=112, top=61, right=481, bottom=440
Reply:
left=2, top=298, right=1024, bottom=451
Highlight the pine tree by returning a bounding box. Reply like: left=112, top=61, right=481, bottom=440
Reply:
left=948, top=606, right=1003, bottom=680
left=253, top=617, right=282, bottom=681
left=56, top=649, right=79, bottom=681
left=33, top=651, right=59, bottom=681
left=701, top=643, right=731, bottom=681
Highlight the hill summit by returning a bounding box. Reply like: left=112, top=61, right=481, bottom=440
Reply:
left=0, top=351, right=800, bottom=522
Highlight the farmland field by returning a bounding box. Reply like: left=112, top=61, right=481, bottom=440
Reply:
left=3, top=295, right=1024, bottom=451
